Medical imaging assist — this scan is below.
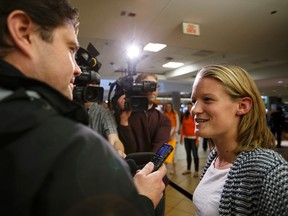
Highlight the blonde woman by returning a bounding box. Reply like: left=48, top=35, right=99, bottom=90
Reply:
left=192, top=65, right=288, bottom=215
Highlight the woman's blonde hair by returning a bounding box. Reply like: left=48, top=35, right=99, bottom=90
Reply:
left=196, top=65, right=275, bottom=153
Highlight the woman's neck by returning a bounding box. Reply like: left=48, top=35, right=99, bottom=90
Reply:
left=214, top=140, right=238, bottom=164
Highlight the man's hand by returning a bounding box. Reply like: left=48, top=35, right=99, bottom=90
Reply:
left=115, top=149, right=126, bottom=158
left=117, top=95, right=132, bottom=126
left=133, top=162, right=167, bottom=208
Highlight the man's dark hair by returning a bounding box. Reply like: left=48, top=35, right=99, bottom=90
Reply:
left=0, top=0, right=79, bottom=57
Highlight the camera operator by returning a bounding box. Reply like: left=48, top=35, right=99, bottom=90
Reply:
left=0, top=1, right=167, bottom=215
left=73, top=44, right=126, bottom=157
left=115, top=73, right=171, bottom=154
left=85, top=84, right=126, bottom=158
left=114, top=73, right=171, bottom=216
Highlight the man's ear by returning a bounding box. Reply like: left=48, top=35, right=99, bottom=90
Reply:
left=236, top=97, right=252, bottom=116
left=6, top=10, right=34, bottom=57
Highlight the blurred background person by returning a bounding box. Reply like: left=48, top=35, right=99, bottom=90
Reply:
left=269, top=105, right=285, bottom=148
left=163, top=102, right=179, bottom=175
left=202, top=137, right=208, bottom=152
left=180, top=102, right=199, bottom=177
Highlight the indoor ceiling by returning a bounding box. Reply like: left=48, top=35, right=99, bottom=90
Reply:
left=70, top=0, right=288, bottom=102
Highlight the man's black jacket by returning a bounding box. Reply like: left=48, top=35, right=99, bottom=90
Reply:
left=0, top=59, right=154, bottom=216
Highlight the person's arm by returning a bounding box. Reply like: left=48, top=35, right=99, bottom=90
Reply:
left=117, top=94, right=132, bottom=126
left=169, top=111, right=180, bottom=140
left=92, top=105, right=126, bottom=157
left=180, top=118, right=184, bottom=144
left=151, top=113, right=171, bottom=153
left=117, top=123, right=138, bottom=154
left=115, top=95, right=139, bottom=153
left=107, top=133, right=126, bottom=158
left=175, top=111, right=180, bottom=133
left=196, top=136, right=199, bottom=147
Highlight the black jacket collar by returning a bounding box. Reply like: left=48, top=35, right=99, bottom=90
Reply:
left=0, top=58, right=89, bottom=125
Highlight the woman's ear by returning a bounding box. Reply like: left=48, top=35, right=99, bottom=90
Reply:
left=236, top=97, right=252, bottom=116
left=6, top=10, right=34, bottom=57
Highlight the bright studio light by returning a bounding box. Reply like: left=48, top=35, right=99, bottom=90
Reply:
left=127, top=45, right=141, bottom=60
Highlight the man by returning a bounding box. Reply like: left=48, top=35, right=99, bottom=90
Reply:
left=85, top=98, right=126, bottom=157
left=116, top=73, right=171, bottom=216
left=0, top=1, right=166, bottom=215
left=116, top=73, right=171, bottom=154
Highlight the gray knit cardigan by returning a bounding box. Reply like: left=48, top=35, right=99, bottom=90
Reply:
left=201, top=148, right=288, bottom=215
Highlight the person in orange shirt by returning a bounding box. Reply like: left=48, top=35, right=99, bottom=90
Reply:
left=164, top=102, right=180, bottom=174
left=180, top=102, right=199, bottom=177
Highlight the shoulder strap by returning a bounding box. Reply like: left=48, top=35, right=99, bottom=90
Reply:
left=0, top=88, right=57, bottom=146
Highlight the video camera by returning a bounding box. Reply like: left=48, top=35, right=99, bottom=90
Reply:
left=73, top=43, right=104, bottom=104
left=108, top=59, right=157, bottom=113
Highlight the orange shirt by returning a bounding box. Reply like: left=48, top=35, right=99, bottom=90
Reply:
left=165, top=111, right=177, bottom=127
left=180, top=114, right=198, bottom=142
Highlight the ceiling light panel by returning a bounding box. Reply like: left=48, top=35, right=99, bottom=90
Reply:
left=144, top=43, right=167, bottom=52
left=162, top=62, right=184, bottom=68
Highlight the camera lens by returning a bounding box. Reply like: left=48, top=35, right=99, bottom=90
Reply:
left=85, top=86, right=103, bottom=102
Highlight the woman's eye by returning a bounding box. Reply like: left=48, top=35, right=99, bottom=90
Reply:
left=203, top=98, right=213, bottom=103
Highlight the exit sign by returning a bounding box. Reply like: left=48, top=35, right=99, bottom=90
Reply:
left=182, top=22, right=200, bottom=36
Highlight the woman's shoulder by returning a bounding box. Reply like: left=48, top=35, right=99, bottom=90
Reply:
left=239, top=148, right=285, bottom=161
left=234, top=148, right=287, bottom=172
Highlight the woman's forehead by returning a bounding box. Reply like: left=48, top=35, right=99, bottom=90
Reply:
left=192, top=77, right=224, bottom=95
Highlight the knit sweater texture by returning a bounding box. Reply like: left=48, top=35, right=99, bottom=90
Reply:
left=201, top=148, right=288, bottom=215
